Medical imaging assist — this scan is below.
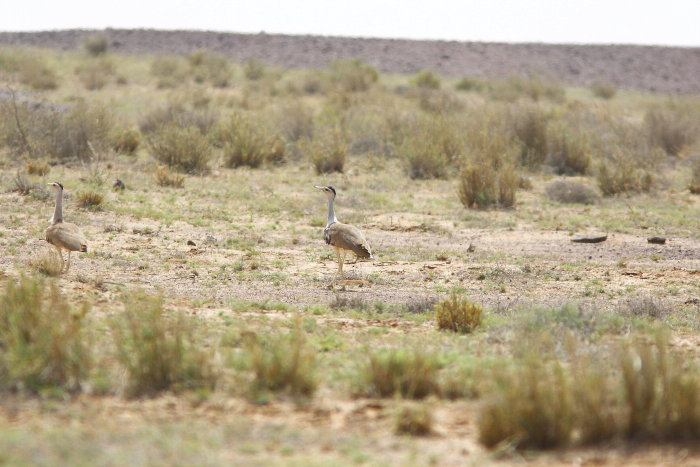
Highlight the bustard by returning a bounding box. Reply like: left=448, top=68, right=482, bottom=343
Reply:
left=45, top=182, right=88, bottom=272
left=315, top=185, right=372, bottom=286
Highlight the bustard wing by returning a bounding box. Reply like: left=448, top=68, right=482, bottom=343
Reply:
left=46, top=222, right=88, bottom=252
left=325, top=222, right=372, bottom=258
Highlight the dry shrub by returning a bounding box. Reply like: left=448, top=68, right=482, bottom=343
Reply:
left=18, top=57, right=59, bottom=90
left=112, top=128, right=140, bottom=155
left=418, top=89, right=465, bottom=113
left=244, top=321, right=317, bottom=398
left=644, top=103, right=698, bottom=156
left=0, top=275, right=91, bottom=393
left=154, top=165, right=185, bottom=188
left=112, top=291, right=218, bottom=397
left=150, top=56, right=186, bottom=89
left=546, top=121, right=592, bottom=175
left=147, top=123, right=212, bottom=173
left=545, top=180, right=599, bottom=204
left=400, top=116, right=464, bottom=179
left=361, top=349, right=441, bottom=399
left=276, top=100, right=314, bottom=142
left=412, top=70, right=441, bottom=89
left=26, top=159, right=50, bottom=176
left=189, top=51, right=232, bottom=87
left=395, top=404, right=434, bottom=436
left=590, top=81, right=617, bottom=99
left=83, top=34, right=108, bottom=56
left=690, top=157, right=700, bottom=194
left=455, top=76, right=483, bottom=92
left=435, top=292, right=482, bottom=333
left=308, top=127, right=347, bottom=174
left=596, top=148, right=655, bottom=196
left=458, top=163, right=519, bottom=209
left=75, top=58, right=115, bottom=90
left=243, top=58, right=266, bottom=81
left=76, top=189, right=104, bottom=208
left=219, top=113, right=286, bottom=168
left=329, top=59, right=378, bottom=93
left=139, top=103, right=216, bottom=136
left=28, top=248, right=64, bottom=276
left=511, top=104, right=549, bottom=168
left=487, top=76, right=565, bottom=103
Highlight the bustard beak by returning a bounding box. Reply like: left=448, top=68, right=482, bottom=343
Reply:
left=314, top=185, right=324, bottom=190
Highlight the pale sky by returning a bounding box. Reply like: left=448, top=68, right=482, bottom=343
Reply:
left=4, top=0, right=700, bottom=46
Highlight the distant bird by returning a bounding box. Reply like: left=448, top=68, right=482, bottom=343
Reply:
left=45, top=182, right=88, bottom=272
left=315, top=185, right=372, bottom=286
left=113, top=179, right=126, bottom=190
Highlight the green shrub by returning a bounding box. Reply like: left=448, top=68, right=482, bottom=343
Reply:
left=0, top=275, right=91, bottom=393
left=361, top=349, right=441, bottom=399
left=329, top=59, right=378, bottom=92
left=243, top=58, right=266, bottom=81
left=244, top=320, right=317, bottom=398
left=147, top=124, right=212, bottom=173
left=75, top=58, right=115, bottom=90
left=644, top=104, right=698, bottom=156
left=590, top=81, right=617, bottom=99
left=511, top=105, right=549, bottom=168
left=412, top=70, right=441, bottom=89
left=112, top=291, right=218, bottom=397
left=219, top=113, right=285, bottom=168
left=435, top=292, right=482, bottom=333
left=83, top=34, right=108, bottom=56
left=458, top=163, right=518, bottom=209
left=455, top=76, right=483, bottom=91
left=596, top=148, right=654, bottom=196
left=308, top=127, right=347, bottom=174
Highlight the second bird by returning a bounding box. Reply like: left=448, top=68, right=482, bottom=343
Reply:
left=45, top=182, right=88, bottom=272
left=315, top=185, right=372, bottom=286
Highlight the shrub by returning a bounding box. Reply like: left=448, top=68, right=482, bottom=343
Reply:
left=189, top=51, right=232, bottom=87
left=150, top=56, right=186, bottom=88
left=590, top=81, right=617, bottom=99
left=596, top=148, right=654, bottom=196
left=277, top=100, right=314, bottom=142
left=112, top=128, right=140, bottom=155
left=219, top=113, right=285, bottom=168
left=455, top=76, right=483, bottom=92
left=644, top=104, right=698, bottom=156
left=690, top=157, right=700, bottom=194
left=458, top=163, right=518, bottom=209
left=329, top=59, right=378, bottom=92
left=76, top=189, right=104, bottom=208
left=361, top=349, right=441, bottom=399
left=18, top=57, right=59, bottom=90
left=511, top=105, right=549, bottom=168
left=418, top=89, right=465, bottom=113
left=400, top=116, right=463, bottom=179
left=395, top=404, right=433, bottom=436
left=0, top=275, right=91, bottom=393
left=147, top=123, right=212, bottom=173
left=308, top=127, right=347, bottom=174
left=28, top=248, right=64, bottom=276
left=435, top=292, right=482, bottom=333
left=139, top=103, right=216, bottom=136
left=112, top=291, right=218, bottom=396
left=243, top=58, right=266, bottom=81
left=244, top=320, right=317, bottom=398
left=154, top=165, right=185, bottom=188
left=487, top=76, right=565, bottom=103
left=83, top=34, right=108, bottom=56
left=546, top=122, right=592, bottom=175
left=26, top=159, right=50, bottom=176
left=75, top=58, right=115, bottom=90
left=545, top=180, right=599, bottom=204
left=412, top=70, right=441, bottom=90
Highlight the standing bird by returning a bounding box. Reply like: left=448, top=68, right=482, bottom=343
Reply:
left=45, top=182, right=88, bottom=272
left=314, top=185, right=372, bottom=286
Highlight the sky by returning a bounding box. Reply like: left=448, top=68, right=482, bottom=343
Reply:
left=3, top=0, right=700, bottom=47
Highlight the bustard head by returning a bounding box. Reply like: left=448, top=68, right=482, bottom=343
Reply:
left=314, top=185, right=336, bottom=199
left=47, top=182, right=64, bottom=191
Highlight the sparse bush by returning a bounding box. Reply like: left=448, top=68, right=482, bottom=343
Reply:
left=112, top=291, right=218, bottom=396
left=690, top=157, right=700, bottom=194
left=487, top=76, right=565, bottom=103
left=219, top=113, right=286, bottom=168
left=28, top=248, right=64, bottom=276
left=418, top=89, right=465, bottom=113
left=83, top=34, right=108, bottom=56
left=139, top=103, right=216, bottom=136
left=308, top=127, right=347, bottom=174
left=329, top=59, right=378, bottom=92
left=545, top=180, right=599, bottom=204
left=0, top=275, right=91, bottom=393
left=546, top=122, right=592, bottom=175
left=435, top=292, right=482, bottom=333
left=412, top=70, right=441, bottom=90
left=622, top=297, right=668, bottom=320
left=644, top=104, right=698, bottom=156
left=511, top=105, right=549, bottom=168
left=18, top=57, right=59, bottom=90
left=455, top=76, right=483, bottom=92
left=26, top=159, right=50, bottom=176
left=458, top=163, right=519, bottom=209
left=76, top=189, right=104, bottom=208
left=400, top=116, right=463, bottom=179
left=75, top=58, right=115, bottom=90
left=243, top=58, right=266, bottom=81
left=361, top=349, right=441, bottom=399
left=590, top=81, right=617, bottom=99
left=189, top=51, right=233, bottom=87
left=147, top=123, right=212, bottom=173
left=150, top=56, right=186, bottom=88
left=155, top=165, right=185, bottom=188
left=244, top=321, right=317, bottom=398
left=596, top=148, right=655, bottom=196
left=277, top=100, right=314, bottom=142
left=112, top=128, right=140, bottom=155
left=395, top=404, right=433, bottom=436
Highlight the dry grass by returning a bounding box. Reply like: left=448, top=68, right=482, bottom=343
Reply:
left=112, top=291, right=219, bottom=397
left=412, top=70, right=441, bottom=90
left=361, top=349, right=441, bottom=399
left=83, top=34, right=108, bottom=56
left=28, top=248, right=64, bottom=277
left=112, top=128, right=140, bottom=155
left=644, top=103, right=698, bottom=156
left=75, top=189, right=104, bottom=208
left=458, top=163, right=518, bottom=209
left=435, top=292, right=482, bottom=333
left=25, top=160, right=50, bottom=176
left=590, top=81, right=617, bottom=99
left=308, top=127, right=347, bottom=174
left=545, top=180, right=599, bottom=204
left=147, top=123, right=212, bottom=173
left=154, top=165, right=185, bottom=188
left=0, top=275, right=91, bottom=393
left=596, top=148, right=655, bottom=196
left=219, top=113, right=285, bottom=168
left=395, top=404, right=434, bottom=436
left=75, top=58, right=115, bottom=90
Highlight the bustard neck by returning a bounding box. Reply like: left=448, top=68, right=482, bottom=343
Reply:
left=51, top=187, right=63, bottom=224
left=326, top=196, right=338, bottom=227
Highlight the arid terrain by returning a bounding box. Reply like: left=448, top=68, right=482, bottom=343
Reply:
left=0, top=31, right=699, bottom=465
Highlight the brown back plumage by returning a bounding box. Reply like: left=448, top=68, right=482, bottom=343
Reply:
left=324, top=222, right=372, bottom=258
left=46, top=222, right=88, bottom=253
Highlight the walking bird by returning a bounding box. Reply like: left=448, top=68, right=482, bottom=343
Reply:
left=315, top=185, right=372, bottom=286
left=45, top=182, right=88, bottom=272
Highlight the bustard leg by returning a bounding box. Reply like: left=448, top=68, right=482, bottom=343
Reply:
left=54, top=247, right=65, bottom=271
left=66, top=250, right=72, bottom=272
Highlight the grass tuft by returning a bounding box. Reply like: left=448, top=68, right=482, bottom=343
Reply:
left=435, top=292, right=482, bottom=333
left=29, top=248, right=64, bottom=276
left=361, top=349, right=441, bottom=399
left=154, top=165, right=185, bottom=188
left=395, top=404, right=434, bottom=436
left=147, top=124, right=212, bottom=173
left=76, top=190, right=104, bottom=208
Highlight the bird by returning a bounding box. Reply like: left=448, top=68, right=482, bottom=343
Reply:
left=314, top=185, right=372, bottom=286
left=45, top=182, right=88, bottom=272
